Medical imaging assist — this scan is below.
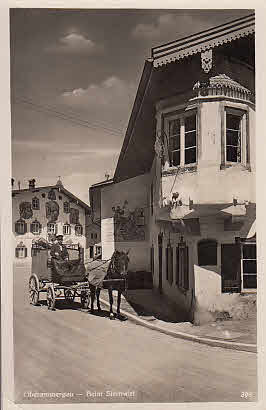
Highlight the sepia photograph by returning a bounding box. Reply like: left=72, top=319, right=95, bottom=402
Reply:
left=8, top=6, right=259, bottom=405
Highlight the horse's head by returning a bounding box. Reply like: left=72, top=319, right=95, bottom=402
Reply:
left=112, top=249, right=130, bottom=277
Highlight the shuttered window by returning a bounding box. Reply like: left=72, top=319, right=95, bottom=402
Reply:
left=32, top=197, right=40, bottom=210
left=63, top=224, right=71, bottom=235
left=47, top=223, right=57, bottom=235
left=15, top=220, right=27, bottom=235
left=198, top=239, right=217, bottom=266
left=166, top=245, right=173, bottom=284
left=30, top=220, right=42, bottom=235
left=15, top=246, right=27, bottom=258
left=176, top=242, right=189, bottom=290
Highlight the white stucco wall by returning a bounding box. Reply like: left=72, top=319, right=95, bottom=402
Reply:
left=101, top=174, right=150, bottom=271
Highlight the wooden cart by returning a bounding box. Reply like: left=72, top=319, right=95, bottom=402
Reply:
left=29, top=242, right=90, bottom=310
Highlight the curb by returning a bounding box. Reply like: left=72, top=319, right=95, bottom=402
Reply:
left=99, top=297, right=257, bottom=354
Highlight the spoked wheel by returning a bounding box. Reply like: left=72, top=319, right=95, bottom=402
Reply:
left=80, top=291, right=90, bottom=309
left=64, top=289, right=76, bottom=304
left=29, top=274, right=39, bottom=306
left=47, top=284, right=56, bottom=310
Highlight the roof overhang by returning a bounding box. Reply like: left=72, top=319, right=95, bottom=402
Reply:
left=152, top=13, right=255, bottom=68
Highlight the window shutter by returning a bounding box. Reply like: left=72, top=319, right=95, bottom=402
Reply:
left=24, top=222, right=27, bottom=234
left=168, top=247, right=173, bottom=284
left=39, top=223, right=42, bottom=234
left=30, top=223, right=33, bottom=233
left=80, top=225, right=83, bottom=236
left=24, top=247, right=28, bottom=258
left=15, top=222, right=19, bottom=234
left=176, top=246, right=179, bottom=286
left=55, top=224, right=58, bottom=235
left=184, top=246, right=189, bottom=290
left=15, top=248, right=19, bottom=258
left=166, top=247, right=169, bottom=281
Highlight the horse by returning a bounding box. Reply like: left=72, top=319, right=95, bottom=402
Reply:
left=89, top=250, right=130, bottom=321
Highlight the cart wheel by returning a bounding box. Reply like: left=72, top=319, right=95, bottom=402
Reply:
left=80, top=291, right=90, bottom=309
left=64, top=289, right=76, bottom=304
left=47, top=284, right=56, bottom=310
left=29, top=274, right=39, bottom=306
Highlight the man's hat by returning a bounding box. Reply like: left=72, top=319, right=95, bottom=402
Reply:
left=56, top=235, right=63, bottom=240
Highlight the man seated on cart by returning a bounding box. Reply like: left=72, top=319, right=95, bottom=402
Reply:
left=50, top=235, right=69, bottom=261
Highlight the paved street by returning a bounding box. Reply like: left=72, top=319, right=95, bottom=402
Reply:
left=14, top=265, right=257, bottom=404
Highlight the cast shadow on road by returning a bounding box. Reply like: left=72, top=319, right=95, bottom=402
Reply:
left=36, top=299, right=111, bottom=318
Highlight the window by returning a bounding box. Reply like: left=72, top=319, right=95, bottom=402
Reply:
left=222, top=107, right=249, bottom=167
left=41, top=193, right=46, bottom=198
left=32, top=197, right=40, bottom=210
left=198, top=239, right=217, bottom=266
left=166, top=244, right=173, bottom=284
left=48, top=189, right=56, bottom=200
left=15, top=244, right=27, bottom=258
left=70, top=208, right=79, bottom=224
left=94, top=233, right=97, bottom=239
left=47, top=223, right=57, bottom=235
left=30, top=220, right=42, bottom=235
left=91, top=233, right=93, bottom=239
left=15, top=219, right=27, bottom=235
left=241, top=243, right=257, bottom=290
left=176, top=241, right=189, bottom=290
left=75, top=224, right=83, bottom=236
left=64, top=201, right=70, bottom=213
left=63, top=224, right=71, bottom=235
left=165, top=111, right=197, bottom=167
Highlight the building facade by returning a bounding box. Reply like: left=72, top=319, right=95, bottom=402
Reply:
left=90, top=14, right=256, bottom=321
left=12, top=179, right=90, bottom=264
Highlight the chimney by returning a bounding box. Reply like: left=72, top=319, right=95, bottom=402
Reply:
left=29, top=179, right=36, bottom=190
left=11, top=178, right=14, bottom=189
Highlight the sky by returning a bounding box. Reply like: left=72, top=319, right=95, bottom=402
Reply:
left=10, top=8, right=252, bottom=204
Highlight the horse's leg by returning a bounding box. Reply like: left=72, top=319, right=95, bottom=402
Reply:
left=90, top=285, right=95, bottom=314
left=96, top=288, right=101, bottom=311
left=116, top=286, right=128, bottom=321
left=117, top=289, right=121, bottom=315
left=108, top=286, right=115, bottom=320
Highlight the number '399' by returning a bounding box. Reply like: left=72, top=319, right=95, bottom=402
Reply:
left=241, top=392, right=253, bottom=399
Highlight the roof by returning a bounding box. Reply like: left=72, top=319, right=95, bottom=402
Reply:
left=152, top=13, right=255, bottom=67
left=12, top=184, right=90, bottom=211
left=90, top=178, right=114, bottom=188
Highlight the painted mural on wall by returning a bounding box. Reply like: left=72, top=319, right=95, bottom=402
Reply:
left=46, top=201, right=59, bottom=222
left=112, top=200, right=145, bottom=242
left=19, top=202, right=33, bottom=219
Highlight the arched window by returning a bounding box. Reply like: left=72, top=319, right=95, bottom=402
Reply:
left=198, top=239, right=217, bottom=266
left=30, top=219, right=42, bottom=235
left=15, top=242, right=27, bottom=258
left=15, top=219, right=27, bottom=235
left=75, top=224, right=83, bottom=236
left=48, top=189, right=56, bottom=200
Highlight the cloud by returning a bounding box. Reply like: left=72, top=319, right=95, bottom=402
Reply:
left=61, top=76, right=136, bottom=131
left=45, top=33, right=103, bottom=55
left=131, top=13, right=211, bottom=43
